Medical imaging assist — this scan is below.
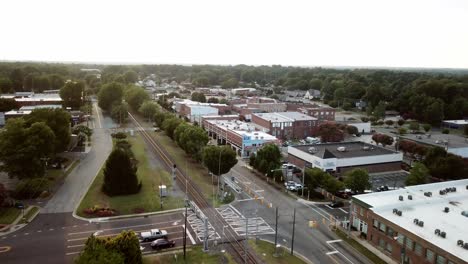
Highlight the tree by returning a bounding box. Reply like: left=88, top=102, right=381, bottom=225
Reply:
left=0, top=119, right=55, bottom=179
left=48, top=74, right=65, bottom=90
left=0, top=98, right=19, bottom=112
left=304, top=168, right=327, bottom=190
left=60, top=81, right=85, bottom=108
left=464, top=125, right=468, bottom=137
left=346, top=125, right=359, bottom=135
left=102, top=148, right=140, bottom=196
left=75, top=236, right=124, bottom=264
left=108, top=231, right=142, bottom=264
left=203, top=145, right=238, bottom=176
left=111, top=103, right=129, bottom=124
left=373, top=101, right=386, bottom=120
left=0, top=77, right=12, bottom=92
left=207, top=97, right=219, bottom=104
left=178, top=126, right=209, bottom=160
left=371, top=133, right=394, bottom=147
left=317, top=122, right=345, bottom=142
left=191, top=92, right=206, bottom=103
left=384, top=120, right=394, bottom=127
left=422, top=124, right=431, bottom=133
left=9, top=68, right=24, bottom=91
left=405, top=163, right=429, bottom=186
left=323, top=174, right=344, bottom=194
left=124, top=70, right=138, bottom=84
left=26, top=108, right=71, bottom=152
left=361, top=117, right=369, bottom=123
left=174, top=122, right=190, bottom=145
left=162, top=117, right=183, bottom=139
left=253, top=144, right=282, bottom=175
left=154, top=111, right=173, bottom=128
left=125, top=86, right=149, bottom=110
left=98, top=82, right=124, bottom=111
left=408, top=122, right=420, bottom=132
left=138, top=101, right=159, bottom=121
left=397, top=119, right=405, bottom=127
left=222, top=78, right=239, bottom=88
left=344, top=169, right=371, bottom=194
left=0, top=183, right=9, bottom=206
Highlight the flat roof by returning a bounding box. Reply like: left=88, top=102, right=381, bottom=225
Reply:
left=353, top=179, right=468, bottom=262
left=5, top=110, right=32, bottom=115
left=205, top=119, right=277, bottom=141
left=20, top=105, right=62, bottom=110
left=254, top=112, right=317, bottom=122
left=443, top=120, right=468, bottom=125
left=292, top=141, right=396, bottom=159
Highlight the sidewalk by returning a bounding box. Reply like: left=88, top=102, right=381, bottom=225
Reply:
left=0, top=206, right=40, bottom=236
left=349, top=230, right=398, bottom=264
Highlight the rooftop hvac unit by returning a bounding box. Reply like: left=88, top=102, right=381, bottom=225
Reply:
left=440, top=190, right=446, bottom=195
left=466, top=185, right=468, bottom=190
left=413, top=218, right=419, bottom=224
left=458, top=240, right=464, bottom=246
left=444, top=207, right=450, bottom=213
left=396, top=210, right=402, bottom=216
left=393, top=208, right=398, bottom=214
left=440, top=232, right=446, bottom=238
left=408, top=195, right=413, bottom=200
left=337, top=146, right=346, bottom=152
left=464, top=243, right=468, bottom=250
left=435, top=229, right=440, bottom=235
left=424, top=192, right=432, bottom=197
left=399, top=195, right=404, bottom=201
left=418, top=221, right=424, bottom=227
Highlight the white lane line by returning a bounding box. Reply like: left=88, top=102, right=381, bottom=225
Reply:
left=94, top=103, right=102, bottom=129
left=24, top=233, right=29, bottom=235
left=184, top=225, right=196, bottom=245
left=67, top=244, right=84, bottom=248
left=37, top=230, right=42, bottom=233
left=67, top=225, right=183, bottom=242
left=67, top=219, right=178, bottom=236
left=49, top=228, right=54, bottom=231
left=325, top=205, right=334, bottom=210
left=326, top=251, right=339, bottom=255
left=327, top=239, right=343, bottom=244
left=339, top=208, right=348, bottom=214
left=65, top=251, right=81, bottom=256
left=73, top=225, right=78, bottom=228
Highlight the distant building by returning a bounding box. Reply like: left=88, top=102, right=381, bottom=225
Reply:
left=351, top=179, right=468, bottom=264
left=251, top=112, right=318, bottom=140
left=355, top=99, right=368, bottom=110
left=441, top=120, right=468, bottom=130
left=287, top=141, right=402, bottom=174
left=174, top=99, right=230, bottom=123
left=304, top=89, right=321, bottom=100
left=1, top=92, right=63, bottom=107
left=203, top=118, right=279, bottom=157
left=231, top=88, right=256, bottom=96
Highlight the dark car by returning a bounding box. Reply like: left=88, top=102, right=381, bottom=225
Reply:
left=376, top=185, right=389, bottom=192
left=151, top=239, right=175, bottom=250
left=329, top=201, right=345, bottom=208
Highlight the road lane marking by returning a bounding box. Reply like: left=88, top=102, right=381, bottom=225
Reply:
left=65, top=251, right=81, bottom=256
left=0, top=246, right=11, bottom=253
left=67, top=220, right=180, bottom=236
left=326, top=251, right=339, bottom=255
left=24, top=233, right=29, bottom=235
left=49, top=228, right=54, bottom=231
left=183, top=225, right=196, bottom=245
left=326, top=240, right=342, bottom=244
left=67, top=226, right=183, bottom=242
left=73, top=225, right=78, bottom=228
left=94, top=103, right=102, bottom=129
left=339, top=208, right=348, bottom=214
left=37, top=230, right=42, bottom=233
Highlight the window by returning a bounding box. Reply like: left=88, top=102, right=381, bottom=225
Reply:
left=360, top=208, right=364, bottom=216
left=379, top=238, right=385, bottom=249
left=405, top=237, right=413, bottom=250
left=414, top=243, right=423, bottom=256
left=436, top=255, right=446, bottom=264
left=397, top=234, right=405, bottom=245
left=379, top=222, right=386, bottom=232
left=448, top=261, right=455, bottom=264
left=387, top=227, right=394, bottom=236
left=373, top=219, right=379, bottom=228
left=426, top=249, right=434, bottom=263
left=386, top=242, right=393, bottom=253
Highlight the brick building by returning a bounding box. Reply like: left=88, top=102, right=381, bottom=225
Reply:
left=251, top=112, right=318, bottom=140
left=351, top=179, right=468, bottom=264
left=202, top=119, right=278, bottom=157
left=287, top=141, right=402, bottom=174
left=174, top=99, right=230, bottom=122
left=286, top=103, right=336, bottom=121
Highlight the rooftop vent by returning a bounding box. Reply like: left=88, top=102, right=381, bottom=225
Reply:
left=418, top=221, right=424, bottom=227
left=399, top=195, right=404, bottom=201
left=393, top=208, right=398, bottom=214
left=458, top=240, right=464, bottom=246
left=337, top=146, right=346, bottom=152
left=408, top=195, right=413, bottom=200
left=444, top=207, right=450, bottom=213
left=440, top=232, right=446, bottom=238
left=440, top=190, right=447, bottom=195
left=413, top=218, right=419, bottom=224
left=435, top=229, right=440, bottom=235
left=464, top=243, right=468, bottom=250
left=396, top=210, right=402, bottom=216
left=424, top=192, right=432, bottom=197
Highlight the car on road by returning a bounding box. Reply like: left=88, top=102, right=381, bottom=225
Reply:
left=140, top=229, right=168, bottom=242
left=329, top=201, right=345, bottom=208
left=150, top=238, right=175, bottom=250
left=285, top=181, right=303, bottom=191
left=376, top=185, right=389, bottom=192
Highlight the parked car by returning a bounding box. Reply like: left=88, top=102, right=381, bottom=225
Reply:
left=376, top=185, right=389, bottom=192
left=150, top=238, right=175, bottom=250
left=140, top=229, right=168, bottom=242
left=284, top=181, right=296, bottom=187
left=329, top=201, right=345, bottom=208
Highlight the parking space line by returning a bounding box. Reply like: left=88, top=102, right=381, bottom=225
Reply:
left=339, top=208, right=348, bottom=214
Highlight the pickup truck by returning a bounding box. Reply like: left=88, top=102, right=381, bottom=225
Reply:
left=140, top=229, right=168, bottom=242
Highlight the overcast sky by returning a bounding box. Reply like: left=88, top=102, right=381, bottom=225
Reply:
left=1, top=0, right=468, bottom=68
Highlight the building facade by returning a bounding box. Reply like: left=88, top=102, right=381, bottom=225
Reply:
left=251, top=112, right=318, bottom=140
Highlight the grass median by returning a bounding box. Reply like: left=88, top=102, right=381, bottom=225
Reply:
left=0, top=208, right=21, bottom=225
left=334, top=228, right=387, bottom=264
left=76, top=134, right=184, bottom=217
left=248, top=239, right=307, bottom=264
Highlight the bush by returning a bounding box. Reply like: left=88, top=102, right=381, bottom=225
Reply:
left=112, top=132, right=127, bottom=139
left=13, top=178, right=50, bottom=199
left=442, top=128, right=450, bottom=134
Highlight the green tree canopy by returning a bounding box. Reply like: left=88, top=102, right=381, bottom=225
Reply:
left=203, top=145, right=238, bottom=176
left=75, top=236, right=124, bottom=264
left=60, top=81, right=85, bottom=108
left=110, top=102, right=129, bottom=124
left=124, top=70, right=139, bottom=84
left=98, top=82, right=124, bottom=111
left=102, top=148, right=140, bottom=196
left=138, top=101, right=159, bottom=121
left=162, top=117, right=183, bottom=139
left=191, top=92, right=206, bottom=103
left=178, top=125, right=209, bottom=160
left=0, top=98, right=19, bottom=112
left=405, top=162, right=429, bottom=186
left=125, top=85, right=149, bottom=110
left=26, top=108, right=71, bottom=152
left=344, top=169, right=371, bottom=194
left=253, top=144, right=282, bottom=175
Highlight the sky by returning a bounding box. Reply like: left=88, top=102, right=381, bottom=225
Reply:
left=1, top=0, right=468, bottom=68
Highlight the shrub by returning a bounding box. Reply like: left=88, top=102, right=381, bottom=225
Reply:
left=112, top=132, right=127, bottom=139
left=13, top=178, right=50, bottom=199
left=442, top=128, right=450, bottom=134
left=96, top=209, right=116, bottom=217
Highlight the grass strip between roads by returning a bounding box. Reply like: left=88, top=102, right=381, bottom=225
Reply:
left=76, top=133, right=184, bottom=217
left=0, top=208, right=21, bottom=225
left=248, top=239, right=307, bottom=264
left=334, top=228, right=387, bottom=264
left=20, top=206, right=40, bottom=224
left=143, top=246, right=235, bottom=264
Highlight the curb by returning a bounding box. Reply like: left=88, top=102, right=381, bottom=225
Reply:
left=0, top=205, right=40, bottom=236
left=297, top=198, right=330, bottom=205
left=73, top=207, right=185, bottom=222
left=254, top=238, right=314, bottom=264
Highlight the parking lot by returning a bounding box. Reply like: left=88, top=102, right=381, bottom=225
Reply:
left=316, top=203, right=350, bottom=221
left=369, top=171, right=408, bottom=191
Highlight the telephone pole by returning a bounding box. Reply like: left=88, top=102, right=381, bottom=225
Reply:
left=291, top=207, right=296, bottom=255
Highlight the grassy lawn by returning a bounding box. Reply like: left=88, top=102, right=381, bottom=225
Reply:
left=334, top=228, right=387, bottom=264
left=152, top=131, right=214, bottom=202
left=76, top=134, right=184, bottom=217
left=46, top=159, right=80, bottom=181
left=20, top=206, right=40, bottom=224
left=0, top=207, right=21, bottom=225
left=143, top=246, right=234, bottom=264
left=248, top=239, right=307, bottom=264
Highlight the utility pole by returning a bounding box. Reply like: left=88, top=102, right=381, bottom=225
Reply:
left=244, top=217, right=248, bottom=264
left=183, top=204, right=187, bottom=259
left=274, top=207, right=278, bottom=255
left=348, top=200, right=352, bottom=237
left=291, top=207, right=296, bottom=255
left=203, top=217, right=209, bottom=251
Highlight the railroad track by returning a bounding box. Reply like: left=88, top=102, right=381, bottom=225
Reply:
left=128, top=112, right=261, bottom=264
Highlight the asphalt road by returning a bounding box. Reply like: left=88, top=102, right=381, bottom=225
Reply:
left=0, top=212, right=195, bottom=264
left=42, top=102, right=113, bottom=213
left=227, top=160, right=372, bottom=264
